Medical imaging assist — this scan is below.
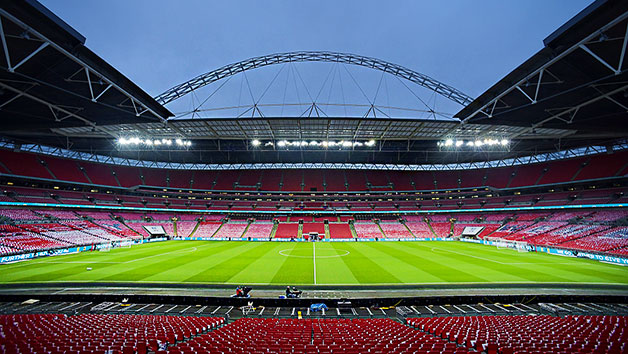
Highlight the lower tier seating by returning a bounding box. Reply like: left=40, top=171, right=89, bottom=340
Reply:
left=353, top=222, right=383, bottom=239
left=243, top=222, right=274, bottom=238
left=193, top=222, right=221, bottom=238
left=408, top=315, right=627, bottom=354
left=379, top=222, right=413, bottom=238
left=328, top=223, right=353, bottom=239
left=169, top=318, right=459, bottom=354
left=0, top=314, right=223, bottom=354
left=213, top=222, right=248, bottom=238
left=176, top=221, right=199, bottom=237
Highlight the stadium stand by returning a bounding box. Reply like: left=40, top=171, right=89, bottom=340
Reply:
left=191, top=222, right=221, bottom=238
left=243, top=222, right=274, bottom=238
left=213, top=222, right=248, bottom=238
left=408, top=315, right=627, bottom=354
left=379, top=222, right=413, bottom=238
left=326, top=223, right=351, bottom=239
left=174, top=221, right=197, bottom=237
left=558, top=227, right=628, bottom=252
left=430, top=222, right=452, bottom=238
left=302, top=222, right=325, bottom=236
left=0, top=233, right=71, bottom=252
left=525, top=224, right=608, bottom=246
left=353, top=221, right=383, bottom=239
left=0, top=314, right=224, bottom=354
left=123, top=222, right=172, bottom=238
left=170, top=318, right=458, bottom=354
left=274, top=223, right=299, bottom=238
left=405, top=221, right=435, bottom=238
left=96, top=220, right=140, bottom=239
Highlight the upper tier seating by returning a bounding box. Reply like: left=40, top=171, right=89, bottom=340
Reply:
left=170, top=318, right=458, bottom=354
left=2, top=149, right=628, bottom=192
left=0, top=314, right=223, bottom=354
left=409, top=315, right=627, bottom=354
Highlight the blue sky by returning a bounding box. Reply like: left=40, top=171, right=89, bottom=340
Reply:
left=40, top=0, right=593, bottom=119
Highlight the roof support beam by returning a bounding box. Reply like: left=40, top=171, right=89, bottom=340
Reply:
left=0, top=81, right=115, bottom=137
left=579, top=44, right=618, bottom=74
left=0, top=9, right=169, bottom=123
left=510, top=83, right=628, bottom=139
left=9, top=42, right=48, bottom=72
left=461, top=10, right=628, bottom=122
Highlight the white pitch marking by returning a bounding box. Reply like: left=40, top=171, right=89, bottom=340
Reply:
left=313, top=242, right=317, bottom=285
left=279, top=249, right=349, bottom=258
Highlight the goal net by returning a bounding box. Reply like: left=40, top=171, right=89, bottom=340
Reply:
left=490, top=238, right=530, bottom=252
left=99, top=243, right=112, bottom=252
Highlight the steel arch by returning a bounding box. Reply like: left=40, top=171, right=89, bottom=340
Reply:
left=155, top=51, right=474, bottom=107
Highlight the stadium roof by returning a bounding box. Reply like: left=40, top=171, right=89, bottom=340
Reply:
left=457, top=0, right=628, bottom=138
left=0, top=0, right=173, bottom=133
left=0, top=0, right=626, bottom=166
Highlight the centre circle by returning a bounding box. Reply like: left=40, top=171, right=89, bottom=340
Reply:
left=279, top=248, right=350, bottom=258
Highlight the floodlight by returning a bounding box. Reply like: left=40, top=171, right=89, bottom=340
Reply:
left=251, top=139, right=261, bottom=146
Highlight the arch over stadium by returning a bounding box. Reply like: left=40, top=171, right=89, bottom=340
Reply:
left=154, top=51, right=475, bottom=108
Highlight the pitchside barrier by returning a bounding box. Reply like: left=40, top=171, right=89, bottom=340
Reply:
left=461, top=238, right=628, bottom=266
left=177, top=237, right=453, bottom=242
left=0, top=237, right=167, bottom=264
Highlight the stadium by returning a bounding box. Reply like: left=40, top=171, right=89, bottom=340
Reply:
left=0, top=0, right=627, bottom=353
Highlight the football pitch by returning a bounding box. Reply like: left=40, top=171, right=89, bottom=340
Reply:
left=1, top=241, right=627, bottom=286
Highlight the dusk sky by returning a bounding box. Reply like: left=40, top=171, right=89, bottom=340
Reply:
left=39, top=1, right=594, bottom=119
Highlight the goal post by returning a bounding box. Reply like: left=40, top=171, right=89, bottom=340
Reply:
left=98, top=243, right=112, bottom=252
left=487, top=238, right=531, bottom=252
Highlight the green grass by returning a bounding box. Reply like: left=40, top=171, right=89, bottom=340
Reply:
left=0, top=241, right=627, bottom=286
